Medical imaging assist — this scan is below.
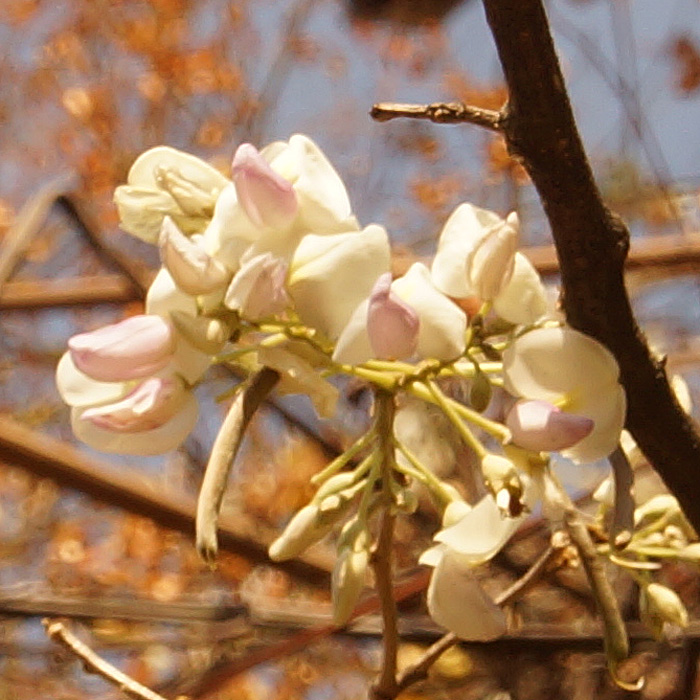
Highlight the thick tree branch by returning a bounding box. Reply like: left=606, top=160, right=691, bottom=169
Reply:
left=480, top=0, right=700, bottom=531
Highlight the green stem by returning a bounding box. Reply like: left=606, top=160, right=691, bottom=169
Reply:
left=310, top=430, right=376, bottom=485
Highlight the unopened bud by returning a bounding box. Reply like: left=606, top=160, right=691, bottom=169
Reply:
left=640, top=583, right=688, bottom=639
left=469, top=367, right=492, bottom=413
left=332, top=542, right=369, bottom=625
left=366, top=273, right=420, bottom=361
left=268, top=503, right=341, bottom=561
left=634, top=495, right=682, bottom=527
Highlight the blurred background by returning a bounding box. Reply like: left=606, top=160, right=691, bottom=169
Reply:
left=2, top=0, right=700, bottom=697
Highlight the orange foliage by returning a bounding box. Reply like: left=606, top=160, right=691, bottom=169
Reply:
left=670, top=35, right=700, bottom=94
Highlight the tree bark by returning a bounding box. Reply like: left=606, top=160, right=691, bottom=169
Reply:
left=481, top=0, right=700, bottom=531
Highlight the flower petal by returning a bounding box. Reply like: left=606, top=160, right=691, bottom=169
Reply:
left=434, top=495, right=524, bottom=563
left=71, top=390, right=198, bottom=455
left=56, top=352, right=130, bottom=407
left=431, top=203, right=504, bottom=298
left=425, top=546, right=507, bottom=641
left=392, top=263, right=467, bottom=361
left=68, top=315, right=174, bottom=382
left=159, top=216, right=231, bottom=295
left=289, top=224, right=391, bottom=340
left=232, top=143, right=298, bottom=229
left=493, top=252, right=548, bottom=325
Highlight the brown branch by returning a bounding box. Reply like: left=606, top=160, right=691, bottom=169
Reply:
left=0, top=275, right=140, bottom=308
left=370, top=101, right=503, bottom=131
left=0, top=415, right=333, bottom=581
left=480, top=0, right=700, bottom=532
left=43, top=619, right=169, bottom=700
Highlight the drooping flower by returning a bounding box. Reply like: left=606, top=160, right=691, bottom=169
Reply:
left=333, top=263, right=467, bottom=365
left=224, top=252, right=289, bottom=320
left=492, top=252, right=548, bottom=325
left=502, top=326, right=626, bottom=463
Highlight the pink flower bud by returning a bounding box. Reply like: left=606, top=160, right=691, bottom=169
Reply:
left=232, top=143, right=298, bottom=229
left=224, top=252, right=289, bottom=319
left=80, top=376, right=186, bottom=432
left=505, top=399, right=594, bottom=453
left=68, top=315, right=175, bottom=382
left=366, top=273, right=420, bottom=360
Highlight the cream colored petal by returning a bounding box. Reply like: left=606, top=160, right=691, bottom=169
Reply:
left=56, top=353, right=130, bottom=407
left=431, top=203, right=503, bottom=298
left=289, top=225, right=391, bottom=340
left=503, top=326, right=621, bottom=402
left=434, top=495, right=524, bottom=563
left=331, top=299, right=373, bottom=365
left=71, top=390, right=198, bottom=455
left=113, top=187, right=181, bottom=243
left=493, top=252, right=548, bottom=325
left=392, top=263, right=466, bottom=361
left=276, top=134, right=354, bottom=233
left=146, top=268, right=199, bottom=317
left=426, top=549, right=507, bottom=641
left=561, top=384, right=626, bottom=463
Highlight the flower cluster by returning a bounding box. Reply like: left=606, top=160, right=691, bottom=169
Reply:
left=56, top=134, right=630, bottom=640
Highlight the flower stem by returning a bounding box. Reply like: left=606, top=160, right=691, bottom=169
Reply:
left=370, top=391, right=399, bottom=699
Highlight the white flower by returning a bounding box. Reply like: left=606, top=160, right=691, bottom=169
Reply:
left=114, top=146, right=230, bottom=243
left=431, top=203, right=518, bottom=302
left=203, top=135, right=359, bottom=268
left=224, top=252, right=289, bottom=320
left=288, top=224, right=391, bottom=341
left=56, top=353, right=198, bottom=455
left=502, top=326, right=626, bottom=463
left=333, top=263, right=467, bottom=365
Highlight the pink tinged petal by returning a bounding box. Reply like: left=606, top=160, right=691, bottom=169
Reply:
left=56, top=353, right=130, bottom=408
left=71, top=390, right=198, bottom=456
left=506, top=399, right=594, bottom=452
left=224, top=252, right=289, bottom=319
left=68, top=315, right=175, bottom=382
left=366, top=273, right=419, bottom=360
left=424, top=547, right=507, bottom=641
left=467, top=217, right=518, bottom=300
left=289, top=224, right=391, bottom=340
left=158, top=216, right=231, bottom=295
left=80, top=376, right=186, bottom=433
left=232, top=143, right=298, bottom=229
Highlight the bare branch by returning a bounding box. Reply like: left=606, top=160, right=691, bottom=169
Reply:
left=43, top=619, right=169, bottom=700
left=370, top=102, right=503, bottom=131
left=196, top=367, right=280, bottom=564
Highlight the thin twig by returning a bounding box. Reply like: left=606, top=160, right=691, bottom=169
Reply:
left=370, top=102, right=503, bottom=131
left=395, top=543, right=558, bottom=693
left=43, top=619, right=169, bottom=700
left=196, top=367, right=280, bottom=564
